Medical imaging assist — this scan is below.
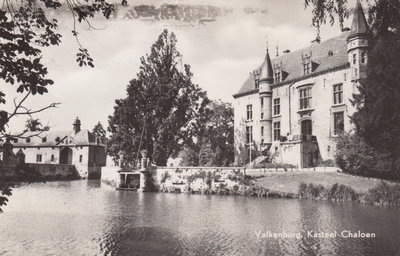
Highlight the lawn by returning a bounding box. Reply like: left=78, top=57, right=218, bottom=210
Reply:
left=254, top=172, right=394, bottom=194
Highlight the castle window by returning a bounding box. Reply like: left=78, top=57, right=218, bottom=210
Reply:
left=246, top=126, right=253, bottom=144
left=36, top=154, right=42, bottom=163
left=260, top=98, right=264, bottom=119
left=51, top=155, right=54, bottom=162
left=273, top=98, right=280, bottom=115
left=334, top=112, right=344, bottom=135
left=42, top=137, right=47, bottom=143
left=352, top=53, right=357, bottom=64
left=299, top=86, right=312, bottom=110
left=261, top=126, right=264, bottom=137
left=361, top=52, right=367, bottom=64
left=273, top=122, right=281, bottom=141
left=246, top=105, right=253, bottom=120
left=79, top=155, right=83, bottom=163
left=13, top=138, right=18, bottom=143
left=55, top=137, right=60, bottom=142
left=333, top=84, right=343, bottom=105
left=26, top=138, right=31, bottom=143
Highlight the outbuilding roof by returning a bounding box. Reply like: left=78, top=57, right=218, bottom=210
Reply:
left=11, top=130, right=104, bottom=147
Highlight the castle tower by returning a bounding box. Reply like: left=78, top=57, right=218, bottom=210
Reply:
left=347, top=0, right=369, bottom=81
left=73, top=117, right=81, bottom=134
left=259, top=48, right=274, bottom=146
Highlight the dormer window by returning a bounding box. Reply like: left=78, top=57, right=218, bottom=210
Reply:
left=303, top=62, right=311, bottom=75
left=55, top=137, right=60, bottom=142
left=352, top=53, right=357, bottom=64
left=302, top=53, right=318, bottom=75
left=253, top=70, right=260, bottom=89
left=274, top=69, right=281, bottom=83
left=273, top=63, right=284, bottom=83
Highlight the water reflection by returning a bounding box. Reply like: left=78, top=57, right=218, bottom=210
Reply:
left=0, top=181, right=399, bottom=256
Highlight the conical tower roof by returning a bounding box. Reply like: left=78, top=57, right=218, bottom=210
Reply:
left=348, top=0, right=369, bottom=40
left=260, top=49, right=273, bottom=83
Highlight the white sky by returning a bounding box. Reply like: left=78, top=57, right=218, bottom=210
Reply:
left=2, top=0, right=357, bottom=133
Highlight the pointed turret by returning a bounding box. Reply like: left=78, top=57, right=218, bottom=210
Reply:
left=258, top=48, right=273, bottom=147
left=348, top=0, right=369, bottom=41
left=347, top=0, right=369, bottom=81
left=259, top=49, right=274, bottom=84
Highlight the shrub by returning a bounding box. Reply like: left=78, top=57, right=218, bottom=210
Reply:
left=364, top=181, right=400, bottom=206
left=335, top=133, right=400, bottom=180
left=327, top=183, right=358, bottom=202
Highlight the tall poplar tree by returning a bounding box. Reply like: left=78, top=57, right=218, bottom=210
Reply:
left=107, top=29, right=208, bottom=166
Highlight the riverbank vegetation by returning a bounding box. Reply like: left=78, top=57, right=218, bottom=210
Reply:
left=158, top=169, right=400, bottom=207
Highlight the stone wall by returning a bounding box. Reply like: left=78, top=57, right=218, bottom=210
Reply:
left=0, top=163, right=80, bottom=181
left=101, top=165, right=339, bottom=190
left=24, top=163, right=80, bottom=179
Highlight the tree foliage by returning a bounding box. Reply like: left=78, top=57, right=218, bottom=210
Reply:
left=304, top=0, right=400, bottom=36
left=306, top=0, right=400, bottom=178
left=181, top=100, right=234, bottom=167
left=92, top=121, right=106, bottom=140
left=352, top=32, right=400, bottom=158
left=335, top=133, right=399, bottom=179
left=0, top=0, right=113, bottom=212
left=0, top=0, right=114, bottom=140
left=107, top=29, right=208, bottom=166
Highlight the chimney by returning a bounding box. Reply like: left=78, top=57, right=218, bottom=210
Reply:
left=73, top=117, right=81, bottom=134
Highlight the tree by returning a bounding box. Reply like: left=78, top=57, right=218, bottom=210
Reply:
left=92, top=121, right=106, bottom=140
left=0, top=0, right=114, bottom=141
left=305, top=0, right=400, bottom=178
left=304, top=0, right=400, bottom=37
left=107, top=29, right=208, bottom=166
left=0, top=0, right=114, bottom=212
left=181, top=100, right=234, bottom=167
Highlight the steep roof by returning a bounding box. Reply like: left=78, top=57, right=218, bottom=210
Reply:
left=259, top=49, right=273, bottom=83
left=11, top=130, right=104, bottom=147
left=348, top=0, right=369, bottom=40
left=233, top=31, right=350, bottom=98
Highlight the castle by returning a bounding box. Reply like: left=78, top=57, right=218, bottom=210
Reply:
left=7, top=117, right=107, bottom=178
left=233, top=1, right=369, bottom=167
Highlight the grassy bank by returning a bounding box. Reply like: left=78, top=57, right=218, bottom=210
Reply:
left=255, top=172, right=400, bottom=206
left=254, top=171, right=393, bottom=194
left=160, top=171, right=400, bottom=207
